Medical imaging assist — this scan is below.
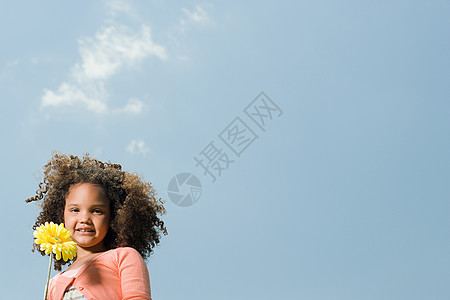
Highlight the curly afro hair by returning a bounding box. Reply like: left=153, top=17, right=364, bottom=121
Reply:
left=26, top=152, right=167, bottom=271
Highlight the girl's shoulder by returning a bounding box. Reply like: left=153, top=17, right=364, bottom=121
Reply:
left=102, top=247, right=147, bottom=273
left=104, top=247, right=145, bottom=263
left=114, top=246, right=140, bottom=254
left=107, top=246, right=141, bottom=257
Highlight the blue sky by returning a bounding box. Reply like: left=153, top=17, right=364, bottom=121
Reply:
left=1, top=0, right=450, bottom=299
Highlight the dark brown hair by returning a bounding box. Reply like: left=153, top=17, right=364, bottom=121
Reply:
left=26, top=152, right=167, bottom=270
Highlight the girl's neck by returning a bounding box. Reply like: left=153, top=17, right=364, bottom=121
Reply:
left=71, top=242, right=108, bottom=267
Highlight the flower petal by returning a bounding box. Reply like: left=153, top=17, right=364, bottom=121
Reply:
left=33, top=222, right=77, bottom=261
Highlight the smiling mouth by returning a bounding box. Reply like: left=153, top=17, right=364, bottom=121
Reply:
left=76, top=229, right=94, bottom=232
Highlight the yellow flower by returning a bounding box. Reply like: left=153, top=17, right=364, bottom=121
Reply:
left=33, top=222, right=77, bottom=261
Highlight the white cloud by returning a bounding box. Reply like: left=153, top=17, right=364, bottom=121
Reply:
left=42, top=82, right=107, bottom=113
left=112, top=97, right=145, bottom=114
left=180, top=5, right=211, bottom=31
left=180, top=5, right=210, bottom=26
left=126, top=139, right=150, bottom=156
left=122, top=98, right=145, bottom=114
left=73, top=25, right=167, bottom=82
left=41, top=3, right=167, bottom=115
left=106, top=0, right=136, bottom=18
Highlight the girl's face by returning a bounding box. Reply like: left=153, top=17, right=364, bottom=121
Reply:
left=64, top=183, right=111, bottom=253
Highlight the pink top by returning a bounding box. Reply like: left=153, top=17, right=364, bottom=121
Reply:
left=47, top=247, right=152, bottom=300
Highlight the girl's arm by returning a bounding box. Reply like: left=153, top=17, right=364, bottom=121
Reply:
left=117, top=247, right=152, bottom=300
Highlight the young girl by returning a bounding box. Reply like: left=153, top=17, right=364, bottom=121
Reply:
left=26, top=152, right=167, bottom=300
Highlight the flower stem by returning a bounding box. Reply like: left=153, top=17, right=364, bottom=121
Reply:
left=43, top=254, right=53, bottom=300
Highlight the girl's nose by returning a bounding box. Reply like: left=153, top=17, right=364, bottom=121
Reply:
left=79, top=212, right=92, bottom=223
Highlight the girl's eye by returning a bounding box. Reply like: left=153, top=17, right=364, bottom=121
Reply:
left=93, top=209, right=103, bottom=214
left=70, top=208, right=79, bottom=212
